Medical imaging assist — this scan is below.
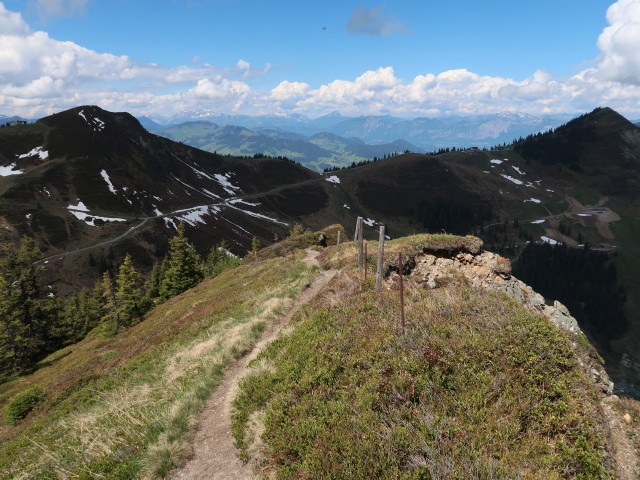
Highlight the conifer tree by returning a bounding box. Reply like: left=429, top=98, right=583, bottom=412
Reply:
left=0, top=237, right=53, bottom=375
left=113, top=254, right=143, bottom=329
left=159, top=222, right=203, bottom=300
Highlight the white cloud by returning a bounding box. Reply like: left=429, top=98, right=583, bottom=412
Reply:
left=346, top=6, right=408, bottom=36
left=271, top=80, right=309, bottom=101
left=236, top=59, right=250, bottom=71
left=594, top=0, right=640, bottom=84
left=189, top=76, right=249, bottom=101
left=0, top=3, right=30, bottom=35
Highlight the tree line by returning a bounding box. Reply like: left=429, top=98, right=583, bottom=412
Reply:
left=0, top=223, right=241, bottom=382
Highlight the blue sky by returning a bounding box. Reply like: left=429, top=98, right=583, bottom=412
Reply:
left=1, top=0, right=639, bottom=119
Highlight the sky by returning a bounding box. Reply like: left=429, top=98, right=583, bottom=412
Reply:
left=1, top=0, right=640, bottom=120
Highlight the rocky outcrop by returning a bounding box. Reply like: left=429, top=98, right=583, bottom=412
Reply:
left=388, top=246, right=614, bottom=395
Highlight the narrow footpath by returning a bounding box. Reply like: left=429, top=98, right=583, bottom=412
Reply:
left=172, top=250, right=337, bottom=480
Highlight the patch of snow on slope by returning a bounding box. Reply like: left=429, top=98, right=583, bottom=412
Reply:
left=541, top=236, right=559, bottom=245
left=42, top=187, right=51, bottom=197
left=173, top=155, right=214, bottom=180
left=326, top=175, right=340, bottom=184
left=227, top=204, right=288, bottom=225
left=100, top=169, right=117, bottom=194
left=154, top=208, right=163, bottom=216
left=229, top=199, right=260, bottom=206
left=94, top=117, right=105, bottom=131
left=524, top=198, right=541, bottom=203
left=68, top=201, right=89, bottom=212
left=78, top=110, right=88, bottom=123
left=68, top=210, right=126, bottom=227
left=202, top=189, right=221, bottom=199
left=500, top=174, right=523, bottom=185
left=214, top=173, right=240, bottom=195
left=343, top=204, right=351, bottom=209
left=531, top=219, right=545, bottom=224
left=17, top=146, right=48, bottom=160
left=490, top=159, right=503, bottom=165
left=0, top=163, right=23, bottom=176
left=363, top=218, right=375, bottom=227
left=512, top=165, right=525, bottom=175
left=577, top=213, right=592, bottom=217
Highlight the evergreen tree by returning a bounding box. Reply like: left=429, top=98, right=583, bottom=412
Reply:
left=159, top=223, right=203, bottom=300
left=251, top=236, right=261, bottom=258
left=0, top=237, right=54, bottom=376
left=113, top=254, right=143, bottom=329
left=289, top=224, right=305, bottom=237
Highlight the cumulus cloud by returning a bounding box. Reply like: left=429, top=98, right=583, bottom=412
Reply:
left=346, top=6, right=408, bottom=36
left=189, top=76, right=249, bottom=100
left=594, top=0, right=640, bottom=84
left=271, top=81, right=310, bottom=101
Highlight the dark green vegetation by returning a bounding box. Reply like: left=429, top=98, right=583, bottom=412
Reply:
left=0, top=223, right=239, bottom=383
left=514, top=243, right=627, bottom=339
left=155, top=121, right=419, bottom=172
left=233, top=236, right=612, bottom=479
left=3, top=387, right=45, bottom=426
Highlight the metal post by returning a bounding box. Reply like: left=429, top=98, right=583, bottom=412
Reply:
left=399, top=252, right=405, bottom=332
left=376, top=225, right=385, bottom=292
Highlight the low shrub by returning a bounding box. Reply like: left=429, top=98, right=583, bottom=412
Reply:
left=4, top=387, right=46, bottom=426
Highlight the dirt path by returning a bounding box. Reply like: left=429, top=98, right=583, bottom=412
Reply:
left=171, top=250, right=337, bottom=480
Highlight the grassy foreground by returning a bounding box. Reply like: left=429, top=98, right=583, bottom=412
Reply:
left=0, top=252, right=318, bottom=479
left=233, top=237, right=613, bottom=479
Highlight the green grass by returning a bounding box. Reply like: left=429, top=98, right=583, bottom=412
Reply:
left=0, top=252, right=318, bottom=479
left=233, top=244, right=612, bottom=479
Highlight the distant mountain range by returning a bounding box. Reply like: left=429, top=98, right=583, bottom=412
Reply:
left=145, top=111, right=576, bottom=151
left=154, top=121, right=418, bottom=171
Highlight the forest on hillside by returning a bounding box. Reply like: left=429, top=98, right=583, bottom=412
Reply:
left=513, top=242, right=627, bottom=340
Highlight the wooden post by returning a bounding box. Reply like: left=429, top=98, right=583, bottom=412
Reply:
left=376, top=225, right=385, bottom=292
left=398, top=252, right=405, bottom=332
left=354, top=216, right=363, bottom=243
left=337, top=230, right=341, bottom=245
left=364, top=242, right=368, bottom=281
left=357, top=217, right=364, bottom=268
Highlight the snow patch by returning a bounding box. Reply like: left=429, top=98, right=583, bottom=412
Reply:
left=100, top=169, right=117, bottom=194
left=0, top=163, right=23, bottom=176
left=17, top=146, right=48, bottom=160
left=541, top=236, right=559, bottom=245
left=325, top=175, right=340, bottom=184
left=227, top=204, right=288, bottom=225
left=229, top=198, right=260, bottom=206
left=363, top=218, right=375, bottom=227
left=343, top=204, right=351, bottom=210
left=68, top=201, right=89, bottom=212
left=214, top=173, right=240, bottom=195
left=577, top=213, right=592, bottom=217
left=69, top=210, right=126, bottom=227
left=512, top=165, right=525, bottom=175
left=154, top=208, right=163, bottom=216
left=42, top=187, right=51, bottom=197
left=500, top=174, right=523, bottom=185
left=490, top=159, right=503, bottom=165
left=530, top=220, right=545, bottom=224
left=524, top=198, right=541, bottom=203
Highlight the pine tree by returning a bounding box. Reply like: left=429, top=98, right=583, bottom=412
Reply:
left=159, top=222, right=203, bottom=300
left=113, top=254, right=143, bottom=329
left=0, top=237, right=54, bottom=376
left=251, top=236, right=261, bottom=258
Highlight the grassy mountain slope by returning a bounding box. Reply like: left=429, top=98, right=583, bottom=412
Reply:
left=1, top=233, right=637, bottom=478
left=0, top=106, right=326, bottom=289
